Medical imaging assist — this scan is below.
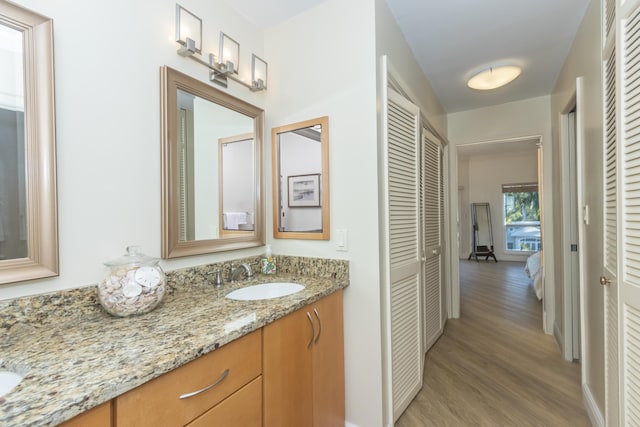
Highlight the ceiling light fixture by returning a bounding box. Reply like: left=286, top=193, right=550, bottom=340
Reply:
left=467, top=65, right=521, bottom=90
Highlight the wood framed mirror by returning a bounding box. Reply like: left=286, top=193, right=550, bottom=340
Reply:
left=272, top=117, right=329, bottom=240
left=0, top=2, right=58, bottom=284
left=161, top=66, right=264, bottom=258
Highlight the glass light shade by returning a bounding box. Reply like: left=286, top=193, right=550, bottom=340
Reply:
left=467, top=66, right=521, bottom=90
left=252, top=54, right=268, bottom=90
left=219, top=32, right=240, bottom=74
left=176, top=4, right=202, bottom=54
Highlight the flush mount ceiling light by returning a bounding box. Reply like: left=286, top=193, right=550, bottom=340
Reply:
left=467, top=65, right=521, bottom=90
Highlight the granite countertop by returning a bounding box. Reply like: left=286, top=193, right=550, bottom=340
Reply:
left=0, top=257, right=349, bottom=427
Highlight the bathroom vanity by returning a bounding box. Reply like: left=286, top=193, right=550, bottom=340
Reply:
left=0, top=256, right=348, bottom=427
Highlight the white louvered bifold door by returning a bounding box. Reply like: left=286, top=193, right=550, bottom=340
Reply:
left=618, top=2, right=640, bottom=424
left=421, top=129, right=444, bottom=352
left=385, top=88, right=423, bottom=422
left=604, top=41, right=619, bottom=427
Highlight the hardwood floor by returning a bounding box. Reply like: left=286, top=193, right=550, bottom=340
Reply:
left=395, top=260, right=591, bottom=427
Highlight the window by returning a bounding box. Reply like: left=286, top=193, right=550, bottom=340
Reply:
left=503, top=183, right=540, bottom=252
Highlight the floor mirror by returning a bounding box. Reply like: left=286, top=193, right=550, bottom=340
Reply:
left=468, top=202, right=498, bottom=262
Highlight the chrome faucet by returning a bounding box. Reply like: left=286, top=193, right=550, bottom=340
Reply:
left=229, top=263, right=253, bottom=282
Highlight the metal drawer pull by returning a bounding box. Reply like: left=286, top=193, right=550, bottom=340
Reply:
left=179, top=369, right=230, bottom=399
left=313, top=308, right=322, bottom=344
left=306, top=311, right=315, bottom=349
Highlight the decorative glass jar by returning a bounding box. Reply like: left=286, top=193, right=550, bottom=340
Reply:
left=98, top=246, right=166, bottom=317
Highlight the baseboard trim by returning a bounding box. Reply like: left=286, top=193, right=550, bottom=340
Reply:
left=583, top=382, right=604, bottom=427
left=345, top=422, right=359, bottom=427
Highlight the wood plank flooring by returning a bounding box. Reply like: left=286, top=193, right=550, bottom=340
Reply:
left=395, top=260, right=591, bottom=426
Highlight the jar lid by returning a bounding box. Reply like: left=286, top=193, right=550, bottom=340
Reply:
left=104, top=246, right=158, bottom=268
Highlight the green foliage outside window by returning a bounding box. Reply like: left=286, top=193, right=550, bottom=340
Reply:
left=504, top=192, right=540, bottom=224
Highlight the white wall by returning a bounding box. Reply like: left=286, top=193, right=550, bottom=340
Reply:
left=264, top=1, right=381, bottom=426
left=375, top=0, right=447, bottom=138
left=0, top=0, right=266, bottom=297
left=459, top=150, right=539, bottom=262
left=550, top=0, right=604, bottom=415
left=448, top=96, right=554, bottom=330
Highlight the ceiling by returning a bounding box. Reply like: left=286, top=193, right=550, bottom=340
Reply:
left=224, top=0, right=591, bottom=113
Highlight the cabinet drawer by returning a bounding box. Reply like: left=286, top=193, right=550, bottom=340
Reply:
left=186, top=376, right=262, bottom=427
left=115, top=329, right=261, bottom=427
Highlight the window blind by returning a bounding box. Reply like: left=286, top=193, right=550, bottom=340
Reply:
left=502, top=183, right=538, bottom=193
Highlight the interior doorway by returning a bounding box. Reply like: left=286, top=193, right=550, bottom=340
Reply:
left=454, top=136, right=544, bottom=327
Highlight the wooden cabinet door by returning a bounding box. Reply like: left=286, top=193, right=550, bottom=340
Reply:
left=263, top=306, right=314, bottom=427
left=312, top=290, right=345, bottom=427
left=59, top=402, right=111, bottom=427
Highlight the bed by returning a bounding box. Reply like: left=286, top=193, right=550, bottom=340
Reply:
left=525, top=251, right=543, bottom=300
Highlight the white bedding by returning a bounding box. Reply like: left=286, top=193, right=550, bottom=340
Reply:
left=525, top=251, right=543, bottom=300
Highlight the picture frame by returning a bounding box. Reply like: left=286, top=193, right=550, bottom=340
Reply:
left=288, top=173, right=321, bottom=207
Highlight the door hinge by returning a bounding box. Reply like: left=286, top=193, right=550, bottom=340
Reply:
left=571, top=244, right=578, bottom=252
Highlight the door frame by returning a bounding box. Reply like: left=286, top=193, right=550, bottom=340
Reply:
left=448, top=135, right=550, bottom=328
left=558, top=77, right=587, bottom=365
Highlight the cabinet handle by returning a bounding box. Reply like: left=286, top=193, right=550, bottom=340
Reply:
left=313, top=308, right=322, bottom=344
left=179, top=369, right=230, bottom=399
left=306, top=311, right=315, bottom=349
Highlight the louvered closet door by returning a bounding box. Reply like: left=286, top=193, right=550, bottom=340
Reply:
left=385, top=88, right=423, bottom=421
left=421, top=129, right=444, bottom=352
left=604, top=43, right=619, bottom=427
left=618, top=2, right=640, bottom=424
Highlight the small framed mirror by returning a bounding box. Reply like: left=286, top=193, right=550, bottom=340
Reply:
left=0, top=2, right=58, bottom=284
left=272, top=117, right=329, bottom=240
left=161, top=66, right=264, bottom=258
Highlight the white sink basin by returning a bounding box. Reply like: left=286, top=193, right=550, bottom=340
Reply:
left=0, top=371, right=23, bottom=397
left=226, top=282, right=305, bottom=301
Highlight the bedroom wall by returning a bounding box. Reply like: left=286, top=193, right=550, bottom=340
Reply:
left=459, top=149, right=539, bottom=262
left=550, top=0, right=604, bottom=416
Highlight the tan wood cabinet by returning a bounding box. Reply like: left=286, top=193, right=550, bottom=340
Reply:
left=59, top=401, right=111, bottom=427
left=263, top=290, right=344, bottom=427
left=114, top=329, right=261, bottom=427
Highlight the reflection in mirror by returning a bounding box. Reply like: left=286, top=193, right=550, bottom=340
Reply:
left=162, top=66, right=264, bottom=258
left=272, top=117, right=329, bottom=240
left=0, top=3, right=58, bottom=284
left=219, top=133, right=255, bottom=235
left=0, top=24, right=26, bottom=260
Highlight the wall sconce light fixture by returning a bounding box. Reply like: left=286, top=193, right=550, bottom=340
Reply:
left=174, top=4, right=267, bottom=92
left=175, top=5, right=202, bottom=56
left=251, top=54, right=267, bottom=91
left=219, top=32, right=239, bottom=74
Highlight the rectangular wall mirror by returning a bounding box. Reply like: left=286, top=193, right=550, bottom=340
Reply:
left=272, top=116, right=329, bottom=240
left=0, top=2, right=58, bottom=284
left=161, top=66, right=264, bottom=258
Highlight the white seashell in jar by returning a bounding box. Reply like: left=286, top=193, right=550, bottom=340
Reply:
left=98, top=246, right=166, bottom=317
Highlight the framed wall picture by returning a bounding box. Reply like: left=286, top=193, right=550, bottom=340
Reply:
left=288, top=173, right=321, bottom=207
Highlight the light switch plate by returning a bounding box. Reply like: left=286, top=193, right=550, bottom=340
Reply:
left=336, top=229, right=348, bottom=252
left=583, top=205, right=589, bottom=225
